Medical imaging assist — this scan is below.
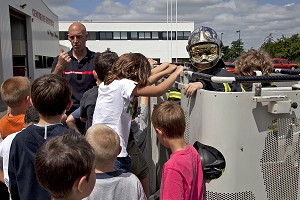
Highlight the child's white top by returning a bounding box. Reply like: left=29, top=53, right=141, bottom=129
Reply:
left=92, top=79, right=136, bottom=157
left=0, top=131, right=20, bottom=187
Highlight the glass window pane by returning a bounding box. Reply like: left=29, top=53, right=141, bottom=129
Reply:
left=107, top=32, right=113, bottom=39
left=114, top=32, right=120, bottom=39
left=139, top=32, right=145, bottom=39
left=162, top=32, right=167, bottom=40
left=177, top=31, right=183, bottom=40
left=88, top=32, right=97, bottom=40
left=184, top=31, right=191, bottom=39
left=171, top=32, right=176, bottom=39
left=59, top=31, right=68, bottom=40
left=145, top=32, right=151, bottom=39
left=121, top=32, right=127, bottom=39
left=131, top=32, right=138, bottom=39
left=152, top=32, right=158, bottom=39
left=100, top=32, right=106, bottom=39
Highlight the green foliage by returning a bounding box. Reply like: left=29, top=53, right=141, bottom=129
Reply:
left=261, top=34, right=300, bottom=63
left=221, top=39, right=244, bottom=62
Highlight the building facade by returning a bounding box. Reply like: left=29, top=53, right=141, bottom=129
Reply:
left=0, top=0, right=60, bottom=84
left=59, top=21, right=194, bottom=63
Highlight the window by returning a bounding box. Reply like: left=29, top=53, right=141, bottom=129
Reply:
left=144, top=32, right=151, bottom=39
left=139, top=32, right=145, bottom=39
left=162, top=31, right=176, bottom=40
left=113, top=32, right=128, bottom=39
left=59, top=31, right=68, bottom=40
left=131, top=32, right=138, bottom=40
left=177, top=31, right=191, bottom=40
left=13, top=56, right=26, bottom=66
left=88, top=32, right=98, bottom=40
left=138, top=32, right=151, bottom=39
left=172, top=58, right=190, bottom=63
left=152, top=32, right=159, bottom=39
left=100, top=32, right=113, bottom=40
left=35, top=55, right=54, bottom=68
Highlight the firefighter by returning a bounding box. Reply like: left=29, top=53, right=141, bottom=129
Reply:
left=184, top=26, right=242, bottom=97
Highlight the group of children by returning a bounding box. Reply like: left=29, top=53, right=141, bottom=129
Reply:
left=0, top=49, right=205, bottom=199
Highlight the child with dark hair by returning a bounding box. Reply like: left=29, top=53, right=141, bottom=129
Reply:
left=35, top=132, right=95, bottom=200
left=8, top=74, right=72, bottom=200
left=66, top=50, right=119, bottom=133
left=80, top=50, right=119, bottom=131
left=152, top=101, right=204, bottom=200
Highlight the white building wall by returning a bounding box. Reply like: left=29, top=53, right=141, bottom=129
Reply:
left=0, top=0, right=59, bottom=84
left=59, top=21, right=194, bottom=62
left=0, top=0, right=14, bottom=83
left=31, top=2, right=60, bottom=78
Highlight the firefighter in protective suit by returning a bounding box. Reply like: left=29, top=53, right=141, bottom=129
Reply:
left=184, top=26, right=242, bottom=97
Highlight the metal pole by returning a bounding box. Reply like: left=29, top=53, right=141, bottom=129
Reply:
left=221, top=32, right=223, bottom=41
left=175, top=0, right=178, bottom=62
left=170, top=0, right=173, bottom=62
left=236, top=30, right=240, bottom=56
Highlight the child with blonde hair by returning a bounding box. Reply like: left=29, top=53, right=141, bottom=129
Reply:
left=85, top=124, right=146, bottom=200
left=0, top=76, right=31, bottom=139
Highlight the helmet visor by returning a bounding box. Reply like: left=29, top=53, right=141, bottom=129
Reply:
left=190, top=43, right=219, bottom=64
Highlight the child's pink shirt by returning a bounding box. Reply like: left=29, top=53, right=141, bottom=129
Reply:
left=160, top=144, right=204, bottom=200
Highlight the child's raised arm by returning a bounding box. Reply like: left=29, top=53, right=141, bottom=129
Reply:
left=148, top=63, right=177, bottom=85
left=133, top=65, right=184, bottom=97
left=150, top=62, right=169, bottom=74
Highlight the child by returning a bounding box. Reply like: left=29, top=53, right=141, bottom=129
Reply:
left=0, top=106, right=39, bottom=188
left=78, top=51, right=151, bottom=195
left=92, top=53, right=184, bottom=172
left=235, top=49, right=274, bottom=91
left=35, top=132, right=96, bottom=200
left=8, top=74, right=72, bottom=200
left=84, top=124, right=146, bottom=200
left=80, top=50, right=119, bottom=131
left=151, top=100, right=204, bottom=200
left=66, top=50, right=119, bottom=134
left=0, top=76, right=31, bottom=139
left=128, top=96, right=150, bottom=198
left=130, top=96, right=149, bottom=157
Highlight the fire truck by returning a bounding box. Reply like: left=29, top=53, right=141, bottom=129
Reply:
left=149, top=69, right=300, bottom=200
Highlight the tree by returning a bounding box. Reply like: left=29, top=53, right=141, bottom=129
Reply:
left=261, top=34, right=300, bottom=63
left=221, top=45, right=231, bottom=61
left=221, top=39, right=244, bottom=62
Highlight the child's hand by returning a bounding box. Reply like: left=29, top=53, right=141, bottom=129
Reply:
left=164, top=64, right=177, bottom=74
left=175, top=65, right=186, bottom=74
left=160, top=62, right=171, bottom=69
left=183, top=82, right=203, bottom=97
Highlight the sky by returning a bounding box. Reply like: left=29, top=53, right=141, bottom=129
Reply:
left=43, top=0, right=300, bottom=50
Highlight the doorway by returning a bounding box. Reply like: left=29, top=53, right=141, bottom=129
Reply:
left=10, top=9, right=28, bottom=77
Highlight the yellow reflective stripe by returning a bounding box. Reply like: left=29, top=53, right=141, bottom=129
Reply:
left=241, top=85, right=246, bottom=92
left=168, top=91, right=181, bottom=99
left=271, top=82, right=277, bottom=87
left=223, top=83, right=231, bottom=92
